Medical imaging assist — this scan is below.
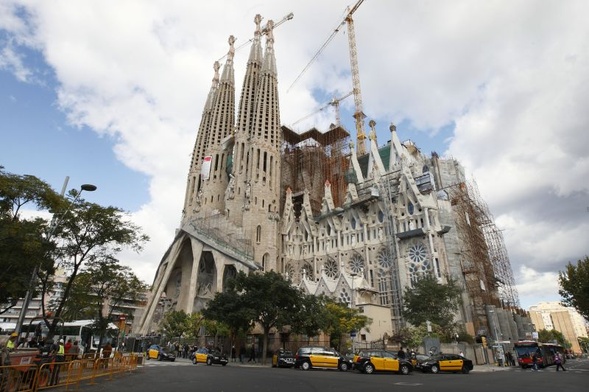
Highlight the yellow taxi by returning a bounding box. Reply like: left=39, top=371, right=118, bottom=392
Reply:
left=294, top=346, right=352, bottom=371
left=146, top=344, right=176, bottom=361
left=420, top=353, right=474, bottom=374
left=191, top=347, right=210, bottom=364
left=354, top=350, right=413, bottom=375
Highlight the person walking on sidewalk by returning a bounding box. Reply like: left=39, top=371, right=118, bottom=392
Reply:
left=248, top=343, right=256, bottom=363
left=554, top=352, right=566, bottom=371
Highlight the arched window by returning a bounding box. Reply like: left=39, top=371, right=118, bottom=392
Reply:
left=256, top=225, right=262, bottom=243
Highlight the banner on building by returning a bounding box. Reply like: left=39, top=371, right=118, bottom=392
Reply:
left=201, top=156, right=212, bottom=180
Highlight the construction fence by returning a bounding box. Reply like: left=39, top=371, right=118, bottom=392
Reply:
left=0, top=352, right=141, bottom=392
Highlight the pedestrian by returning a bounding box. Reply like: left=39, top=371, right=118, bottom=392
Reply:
left=554, top=352, right=566, bottom=371
left=397, top=347, right=406, bottom=359
left=231, top=345, right=236, bottom=362
left=50, top=339, right=65, bottom=385
left=6, top=332, right=17, bottom=351
left=64, top=338, right=72, bottom=354
left=531, top=351, right=539, bottom=371
left=248, top=343, right=256, bottom=363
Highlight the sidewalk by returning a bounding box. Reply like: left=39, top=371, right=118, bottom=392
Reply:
left=473, top=363, right=514, bottom=372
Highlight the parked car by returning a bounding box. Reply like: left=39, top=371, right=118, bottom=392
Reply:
left=410, top=352, right=431, bottom=371
left=190, top=347, right=228, bottom=366
left=354, top=350, right=413, bottom=375
left=272, top=349, right=295, bottom=368
left=294, top=346, right=352, bottom=371
left=146, top=344, right=176, bottom=361
left=420, top=353, right=473, bottom=374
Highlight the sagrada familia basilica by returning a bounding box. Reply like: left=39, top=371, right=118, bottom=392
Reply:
left=136, top=14, right=533, bottom=345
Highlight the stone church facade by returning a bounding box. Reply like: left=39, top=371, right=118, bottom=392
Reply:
left=136, top=14, right=528, bottom=344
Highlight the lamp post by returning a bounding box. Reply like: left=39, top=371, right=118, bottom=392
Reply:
left=14, top=181, right=97, bottom=335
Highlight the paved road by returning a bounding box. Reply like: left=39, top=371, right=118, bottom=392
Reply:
left=60, top=357, right=589, bottom=392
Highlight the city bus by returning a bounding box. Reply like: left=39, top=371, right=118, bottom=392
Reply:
left=60, top=320, right=119, bottom=355
left=513, top=340, right=565, bottom=368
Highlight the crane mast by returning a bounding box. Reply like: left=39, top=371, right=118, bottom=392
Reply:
left=346, top=0, right=367, bottom=155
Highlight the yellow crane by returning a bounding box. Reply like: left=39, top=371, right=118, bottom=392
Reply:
left=288, top=0, right=367, bottom=154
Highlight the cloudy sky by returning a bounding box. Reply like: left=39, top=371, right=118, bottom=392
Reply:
left=1, top=0, right=587, bottom=311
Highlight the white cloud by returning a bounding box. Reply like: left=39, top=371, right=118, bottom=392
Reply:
left=2, top=0, right=588, bottom=310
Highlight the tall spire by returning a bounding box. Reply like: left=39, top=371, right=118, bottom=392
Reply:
left=182, top=61, right=220, bottom=222
left=198, top=35, right=236, bottom=216
left=226, top=15, right=265, bottom=224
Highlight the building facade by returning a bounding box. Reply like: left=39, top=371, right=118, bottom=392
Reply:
left=529, top=301, right=588, bottom=354
left=136, top=14, right=530, bottom=345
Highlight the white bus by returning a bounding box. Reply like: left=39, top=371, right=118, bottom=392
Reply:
left=59, top=320, right=119, bottom=354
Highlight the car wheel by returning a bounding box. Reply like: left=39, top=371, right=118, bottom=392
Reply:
left=146, top=355, right=150, bottom=360
left=339, top=362, right=349, bottom=372
left=222, top=363, right=227, bottom=366
left=400, top=364, right=410, bottom=375
left=461, top=365, right=470, bottom=374
left=364, top=363, right=375, bottom=374
left=301, top=361, right=311, bottom=371
left=158, top=354, right=162, bottom=361
left=171, top=359, right=176, bottom=362
left=431, top=364, right=439, bottom=374
left=206, top=358, right=213, bottom=366
left=192, top=357, right=197, bottom=365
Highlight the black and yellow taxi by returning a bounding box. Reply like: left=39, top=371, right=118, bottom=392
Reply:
left=294, top=346, right=352, bottom=371
left=420, top=353, right=473, bottom=374
left=354, top=350, right=413, bottom=375
left=146, top=344, right=176, bottom=361
left=191, top=347, right=228, bottom=366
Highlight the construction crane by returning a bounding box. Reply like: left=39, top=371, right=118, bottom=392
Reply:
left=287, top=1, right=367, bottom=154
left=345, top=0, right=367, bottom=155
left=291, top=91, right=353, bottom=127
left=217, top=12, right=294, bottom=62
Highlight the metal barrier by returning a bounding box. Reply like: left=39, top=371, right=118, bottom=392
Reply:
left=0, top=353, right=141, bottom=392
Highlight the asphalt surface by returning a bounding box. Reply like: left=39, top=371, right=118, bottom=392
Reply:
left=54, top=356, right=589, bottom=392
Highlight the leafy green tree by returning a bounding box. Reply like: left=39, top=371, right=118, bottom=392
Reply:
left=204, top=271, right=303, bottom=364
left=186, top=312, right=205, bottom=340
left=0, top=169, right=62, bottom=313
left=39, top=189, right=149, bottom=338
left=559, top=256, right=589, bottom=320
left=537, top=328, right=571, bottom=348
left=402, top=274, right=462, bottom=330
left=322, top=300, right=371, bottom=352
left=202, top=289, right=252, bottom=348
left=161, top=310, right=189, bottom=340
left=289, top=294, right=330, bottom=338
left=61, top=256, right=147, bottom=355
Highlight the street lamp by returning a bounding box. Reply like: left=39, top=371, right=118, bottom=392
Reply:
left=14, top=181, right=97, bottom=335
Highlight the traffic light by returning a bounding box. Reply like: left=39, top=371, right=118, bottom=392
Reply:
left=481, top=336, right=487, bottom=347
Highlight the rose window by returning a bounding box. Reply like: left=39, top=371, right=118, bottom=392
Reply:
left=377, top=249, right=393, bottom=269
left=408, top=243, right=428, bottom=263
left=407, top=243, right=430, bottom=281
left=324, top=258, right=339, bottom=278
left=349, top=254, right=364, bottom=274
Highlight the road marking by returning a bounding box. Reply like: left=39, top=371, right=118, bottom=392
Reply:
left=394, top=382, right=423, bottom=386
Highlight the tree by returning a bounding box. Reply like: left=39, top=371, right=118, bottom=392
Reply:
left=39, top=188, right=148, bottom=338
left=161, top=310, right=189, bottom=340
left=402, top=274, right=462, bottom=330
left=204, top=271, right=303, bottom=364
left=289, top=294, right=330, bottom=338
left=559, top=256, right=589, bottom=320
left=537, top=328, right=571, bottom=349
left=62, top=256, right=147, bottom=355
left=0, top=169, right=62, bottom=313
left=202, top=289, right=253, bottom=348
left=322, top=299, right=370, bottom=352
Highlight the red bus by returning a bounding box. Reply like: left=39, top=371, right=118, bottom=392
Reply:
left=513, top=340, right=565, bottom=369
